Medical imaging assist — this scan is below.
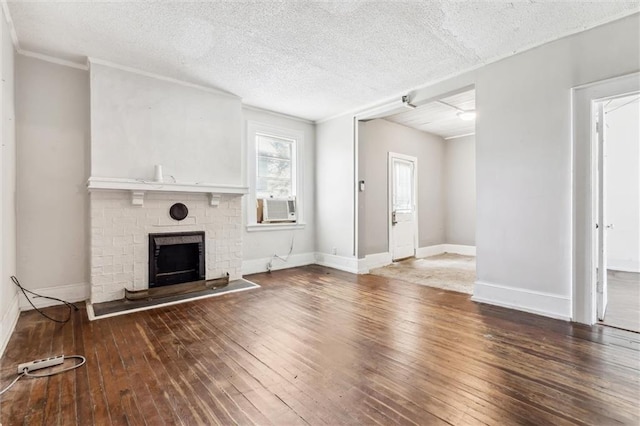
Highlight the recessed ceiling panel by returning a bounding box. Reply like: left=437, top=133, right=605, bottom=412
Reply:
left=385, top=89, right=476, bottom=139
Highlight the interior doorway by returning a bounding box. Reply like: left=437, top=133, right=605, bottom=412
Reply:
left=595, top=92, right=640, bottom=332
left=357, top=87, right=477, bottom=295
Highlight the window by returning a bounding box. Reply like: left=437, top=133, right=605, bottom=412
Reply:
left=247, top=121, right=304, bottom=231
left=256, top=134, right=296, bottom=199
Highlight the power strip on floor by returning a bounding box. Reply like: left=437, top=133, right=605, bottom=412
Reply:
left=17, top=355, right=64, bottom=373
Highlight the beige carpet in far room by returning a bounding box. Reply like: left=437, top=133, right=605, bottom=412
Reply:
left=370, top=253, right=476, bottom=294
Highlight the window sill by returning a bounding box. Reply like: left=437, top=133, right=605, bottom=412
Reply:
left=246, top=223, right=306, bottom=232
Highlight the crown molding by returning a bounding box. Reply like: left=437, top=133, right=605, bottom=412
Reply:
left=242, top=104, right=314, bottom=125
left=1, top=0, right=20, bottom=50
left=18, top=49, right=88, bottom=70
left=444, top=132, right=476, bottom=141
left=88, top=57, right=240, bottom=99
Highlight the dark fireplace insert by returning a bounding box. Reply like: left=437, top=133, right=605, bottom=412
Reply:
left=148, top=231, right=205, bottom=288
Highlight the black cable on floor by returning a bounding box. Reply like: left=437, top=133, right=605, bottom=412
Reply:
left=10, top=276, right=79, bottom=324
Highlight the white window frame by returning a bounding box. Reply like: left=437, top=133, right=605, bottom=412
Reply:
left=246, top=121, right=305, bottom=231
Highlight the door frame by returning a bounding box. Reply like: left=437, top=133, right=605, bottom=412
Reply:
left=388, top=152, right=419, bottom=259
left=572, top=72, right=639, bottom=324
left=595, top=101, right=608, bottom=320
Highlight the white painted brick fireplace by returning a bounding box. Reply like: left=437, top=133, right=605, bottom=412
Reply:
left=88, top=185, right=244, bottom=303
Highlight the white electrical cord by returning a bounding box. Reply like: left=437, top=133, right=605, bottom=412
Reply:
left=0, top=355, right=86, bottom=395
left=0, top=373, right=24, bottom=396
left=267, top=233, right=295, bottom=272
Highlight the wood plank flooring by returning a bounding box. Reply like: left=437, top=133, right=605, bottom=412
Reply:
left=1, top=265, right=639, bottom=425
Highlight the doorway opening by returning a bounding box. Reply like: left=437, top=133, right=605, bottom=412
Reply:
left=357, top=87, right=477, bottom=295
left=594, top=92, right=640, bottom=332
left=572, top=72, right=639, bottom=325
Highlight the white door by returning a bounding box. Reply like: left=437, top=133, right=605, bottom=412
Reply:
left=596, top=102, right=608, bottom=321
left=389, top=153, right=417, bottom=261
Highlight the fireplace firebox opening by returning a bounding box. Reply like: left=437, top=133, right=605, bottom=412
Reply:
left=149, top=231, right=205, bottom=288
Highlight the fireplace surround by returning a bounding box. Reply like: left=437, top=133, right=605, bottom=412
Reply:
left=88, top=186, right=245, bottom=304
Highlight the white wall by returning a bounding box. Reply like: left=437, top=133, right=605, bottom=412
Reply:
left=241, top=107, right=316, bottom=273
left=444, top=135, right=476, bottom=246
left=472, top=13, right=639, bottom=319
left=316, top=115, right=355, bottom=268
left=15, top=56, right=90, bottom=299
left=606, top=98, right=640, bottom=272
left=89, top=62, right=243, bottom=184
left=358, top=119, right=446, bottom=256
left=1, top=7, right=18, bottom=357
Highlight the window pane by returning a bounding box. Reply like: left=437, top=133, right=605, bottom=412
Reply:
left=393, top=160, right=413, bottom=211
left=256, top=177, right=291, bottom=198
left=257, top=156, right=291, bottom=180
left=257, top=135, right=291, bottom=160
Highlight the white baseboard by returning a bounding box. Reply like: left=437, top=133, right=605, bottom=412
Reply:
left=443, top=244, right=476, bottom=256
left=416, top=244, right=476, bottom=258
left=415, top=244, right=445, bottom=258
left=19, top=282, right=89, bottom=311
left=361, top=252, right=393, bottom=273
left=472, top=281, right=571, bottom=321
left=314, top=253, right=360, bottom=274
left=0, top=293, right=20, bottom=358
left=607, top=258, right=640, bottom=273
left=242, top=252, right=316, bottom=275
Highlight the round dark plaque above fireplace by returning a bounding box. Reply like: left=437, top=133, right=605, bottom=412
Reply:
left=169, top=203, right=189, bottom=221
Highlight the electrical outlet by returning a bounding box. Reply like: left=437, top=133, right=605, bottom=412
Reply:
left=332, top=247, right=337, bottom=255
left=18, top=355, right=64, bottom=373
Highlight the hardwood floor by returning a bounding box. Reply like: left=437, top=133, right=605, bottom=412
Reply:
left=1, top=265, right=639, bottom=425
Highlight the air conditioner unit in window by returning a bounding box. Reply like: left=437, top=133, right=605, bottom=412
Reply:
left=262, top=197, right=297, bottom=223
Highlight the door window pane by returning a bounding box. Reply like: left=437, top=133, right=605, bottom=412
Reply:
left=393, top=160, right=413, bottom=211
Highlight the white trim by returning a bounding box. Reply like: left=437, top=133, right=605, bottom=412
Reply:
left=388, top=152, right=419, bottom=261
left=314, top=253, right=360, bottom=274
left=444, top=132, right=476, bottom=141
left=86, top=281, right=260, bottom=321
left=416, top=244, right=446, bottom=258
left=472, top=281, right=571, bottom=321
left=246, top=121, right=305, bottom=227
left=1, top=0, right=19, bottom=49
left=18, top=49, right=88, bottom=70
left=607, top=259, right=640, bottom=274
left=0, top=293, right=20, bottom=358
left=242, top=252, right=315, bottom=275
left=242, top=104, right=313, bottom=124
left=316, top=8, right=640, bottom=124
left=572, top=72, right=640, bottom=325
left=88, top=177, right=248, bottom=195
left=415, top=244, right=476, bottom=258
left=19, top=282, right=89, bottom=311
left=365, top=252, right=393, bottom=270
left=443, top=244, right=476, bottom=256
left=246, top=223, right=306, bottom=232
left=87, top=57, right=239, bottom=99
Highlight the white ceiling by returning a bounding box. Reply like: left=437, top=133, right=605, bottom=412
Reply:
left=6, top=1, right=639, bottom=121
left=385, top=89, right=476, bottom=139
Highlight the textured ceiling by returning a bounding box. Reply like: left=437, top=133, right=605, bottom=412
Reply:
left=7, top=1, right=639, bottom=121
left=385, top=89, right=476, bottom=139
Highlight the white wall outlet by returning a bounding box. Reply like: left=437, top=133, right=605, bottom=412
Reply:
left=332, top=247, right=337, bottom=255
left=18, top=355, right=64, bottom=373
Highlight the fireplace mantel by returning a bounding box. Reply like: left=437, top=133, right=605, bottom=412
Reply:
left=87, top=177, right=248, bottom=206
